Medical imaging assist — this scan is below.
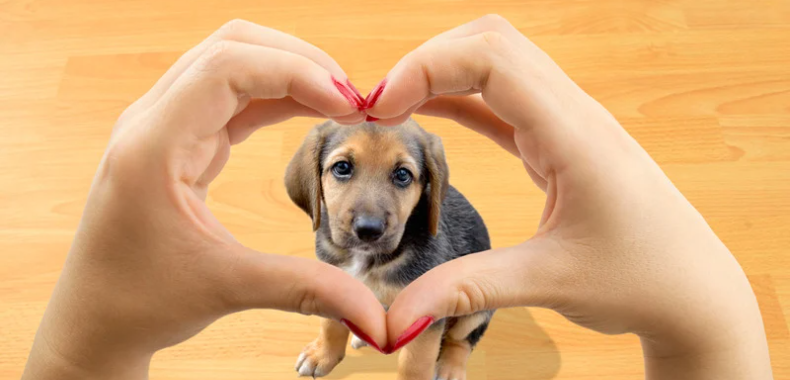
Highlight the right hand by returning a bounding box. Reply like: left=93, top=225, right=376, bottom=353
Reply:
left=366, top=15, right=772, bottom=378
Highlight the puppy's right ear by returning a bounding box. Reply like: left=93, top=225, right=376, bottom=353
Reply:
left=285, top=121, right=338, bottom=231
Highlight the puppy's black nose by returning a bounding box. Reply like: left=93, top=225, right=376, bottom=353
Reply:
left=353, top=216, right=386, bottom=242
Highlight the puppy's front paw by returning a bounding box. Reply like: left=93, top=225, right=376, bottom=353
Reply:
left=435, top=343, right=469, bottom=380
left=350, top=334, right=369, bottom=350
left=435, top=362, right=467, bottom=380
left=295, top=339, right=345, bottom=378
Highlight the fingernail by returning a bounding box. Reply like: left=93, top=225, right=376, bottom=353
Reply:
left=365, top=115, right=379, bottom=122
left=389, top=316, right=434, bottom=353
left=340, top=319, right=386, bottom=354
left=363, top=78, right=387, bottom=110
left=332, top=77, right=364, bottom=109
left=345, top=79, right=366, bottom=109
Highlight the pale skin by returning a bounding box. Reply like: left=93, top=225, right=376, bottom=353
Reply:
left=22, top=15, right=772, bottom=380
left=369, top=15, right=773, bottom=379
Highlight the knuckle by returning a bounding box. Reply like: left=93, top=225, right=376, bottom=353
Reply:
left=478, top=30, right=508, bottom=51
left=453, top=278, right=488, bottom=316
left=217, top=18, right=251, bottom=37
left=478, top=14, right=516, bottom=32
left=297, top=288, right=319, bottom=316
left=197, top=40, right=237, bottom=72
left=98, top=133, right=145, bottom=187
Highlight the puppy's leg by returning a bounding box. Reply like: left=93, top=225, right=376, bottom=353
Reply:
left=295, top=318, right=349, bottom=377
left=436, top=312, right=492, bottom=380
left=396, top=320, right=445, bottom=380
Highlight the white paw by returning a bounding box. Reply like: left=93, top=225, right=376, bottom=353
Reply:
left=295, top=340, right=344, bottom=378
left=350, top=334, right=368, bottom=350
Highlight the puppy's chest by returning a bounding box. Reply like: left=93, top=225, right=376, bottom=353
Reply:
left=338, top=252, right=404, bottom=307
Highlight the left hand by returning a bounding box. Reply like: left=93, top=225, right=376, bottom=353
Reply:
left=22, top=19, right=388, bottom=380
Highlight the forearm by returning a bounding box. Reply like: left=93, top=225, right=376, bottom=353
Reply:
left=641, top=318, right=773, bottom=380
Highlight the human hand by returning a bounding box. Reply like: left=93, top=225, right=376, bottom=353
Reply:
left=367, top=15, right=772, bottom=379
left=22, top=20, right=387, bottom=380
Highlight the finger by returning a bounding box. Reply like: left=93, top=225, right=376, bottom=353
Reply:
left=128, top=19, right=354, bottom=114
left=371, top=98, right=428, bottom=127
left=154, top=40, right=360, bottom=139
left=222, top=247, right=388, bottom=350
left=363, top=33, right=496, bottom=120
left=226, top=98, right=324, bottom=145
left=364, top=14, right=601, bottom=173
left=226, top=98, right=365, bottom=145
left=424, top=14, right=527, bottom=42
left=416, top=95, right=520, bottom=157
left=362, top=14, right=528, bottom=120
left=523, top=158, right=548, bottom=191
left=385, top=238, right=568, bottom=350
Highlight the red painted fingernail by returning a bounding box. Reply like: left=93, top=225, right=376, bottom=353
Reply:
left=345, top=79, right=366, bottom=109
left=363, top=78, right=387, bottom=110
left=389, top=316, right=434, bottom=353
left=340, top=319, right=387, bottom=354
left=332, top=77, right=363, bottom=109
left=365, top=115, right=379, bottom=122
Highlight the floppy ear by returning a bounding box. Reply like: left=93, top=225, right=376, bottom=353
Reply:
left=422, top=132, right=449, bottom=236
left=285, top=121, right=338, bottom=231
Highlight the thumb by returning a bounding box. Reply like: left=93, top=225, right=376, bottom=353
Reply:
left=219, top=246, right=388, bottom=350
left=384, top=238, right=567, bottom=351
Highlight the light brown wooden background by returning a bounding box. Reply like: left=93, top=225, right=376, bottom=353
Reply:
left=1, top=0, right=789, bottom=379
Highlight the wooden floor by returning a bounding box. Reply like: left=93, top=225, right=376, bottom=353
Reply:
left=1, top=1, right=789, bottom=379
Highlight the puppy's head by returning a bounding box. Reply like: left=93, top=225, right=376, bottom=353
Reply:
left=285, top=120, right=448, bottom=254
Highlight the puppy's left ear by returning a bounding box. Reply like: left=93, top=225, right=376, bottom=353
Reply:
left=422, top=132, right=449, bottom=236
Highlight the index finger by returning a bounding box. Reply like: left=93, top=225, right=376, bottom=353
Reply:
left=129, top=19, right=359, bottom=115
left=364, top=14, right=533, bottom=120
left=416, top=95, right=520, bottom=156
left=153, top=41, right=361, bottom=139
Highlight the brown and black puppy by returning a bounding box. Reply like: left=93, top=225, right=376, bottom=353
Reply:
left=285, top=119, right=493, bottom=380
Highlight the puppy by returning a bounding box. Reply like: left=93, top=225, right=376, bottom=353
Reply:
left=285, top=119, right=493, bottom=380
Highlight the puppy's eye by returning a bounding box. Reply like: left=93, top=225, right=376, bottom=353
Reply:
left=393, top=168, right=413, bottom=187
left=332, top=161, right=353, bottom=178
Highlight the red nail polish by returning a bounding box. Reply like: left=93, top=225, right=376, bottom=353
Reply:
left=340, top=319, right=386, bottom=354
left=388, top=316, right=434, bottom=353
left=363, top=78, right=387, bottom=110
left=365, top=115, right=379, bottom=122
left=333, top=77, right=364, bottom=108
left=345, top=79, right=366, bottom=109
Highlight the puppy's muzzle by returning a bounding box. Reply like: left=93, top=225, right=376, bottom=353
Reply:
left=352, top=215, right=386, bottom=242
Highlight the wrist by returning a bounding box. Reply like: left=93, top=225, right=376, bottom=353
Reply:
left=641, top=338, right=773, bottom=380
left=22, top=333, right=151, bottom=380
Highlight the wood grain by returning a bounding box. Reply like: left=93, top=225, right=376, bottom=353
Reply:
left=1, top=1, right=788, bottom=378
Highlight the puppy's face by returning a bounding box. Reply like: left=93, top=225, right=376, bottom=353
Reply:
left=320, top=127, right=424, bottom=253
left=285, top=120, right=448, bottom=256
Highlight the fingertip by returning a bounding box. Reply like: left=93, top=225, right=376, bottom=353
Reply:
left=362, top=78, right=387, bottom=111
left=344, top=78, right=366, bottom=109
left=385, top=275, right=449, bottom=347
left=340, top=318, right=389, bottom=354
left=388, top=315, right=435, bottom=353
left=290, top=70, right=363, bottom=119
left=332, top=76, right=364, bottom=110
left=333, top=111, right=367, bottom=125
left=312, top=265, right=388, bottom=348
